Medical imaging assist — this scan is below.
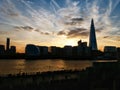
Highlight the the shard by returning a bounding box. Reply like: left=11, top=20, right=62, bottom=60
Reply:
left=89, top=19, right=98, bottom=50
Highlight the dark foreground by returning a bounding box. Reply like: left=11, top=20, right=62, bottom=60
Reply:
left=0, top=62, right=120, bottom=90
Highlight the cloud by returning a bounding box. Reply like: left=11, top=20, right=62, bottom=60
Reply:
left=68, top=31, right=88, bottom=38
left=57, top=30, right=67, bottom=35
left=67, top=30, right=89, bottom=38
left=0, top=0, right=19, bottom=17
left=14, top=26, right=51, bottom=36
left=40, top=32, right=51, bottom=35
left=57, top=27, right=88, bottom=38
left=34, top=29, right=39, bottom=32
left=0, top=0, right=120, bottom=44
left=103, top=36, right=110, bottom=38
left=64, top=17, right=84, bottom=25
left=95, top=28, right=104, bottom=33
left=112, top=36, right=120, bottom=41
left=71, top=17, right=84, bottom=22
left=69, top=27, right=87, bottom=31
left=102, top=35, right=120, bottom=41
left=21, top=26, right=33, bottom=30
left=0, top=0, right=116, bottom=34
left=14, top=26, right=34, bottom=31
left=34, top=29, right=51, bottom=35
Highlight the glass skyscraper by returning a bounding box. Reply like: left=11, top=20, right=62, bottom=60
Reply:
left=89, top=19, right=98, bottom=50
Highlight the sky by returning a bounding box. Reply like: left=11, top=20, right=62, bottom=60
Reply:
left=0, top=0, right=120, bottom=53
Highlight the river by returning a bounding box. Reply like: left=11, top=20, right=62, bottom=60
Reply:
left=0, top=59, right=117, bottom=75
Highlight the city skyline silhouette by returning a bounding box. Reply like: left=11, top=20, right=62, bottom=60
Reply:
left=0, top=1, right=120, bottom=90
left=0, top=18, right=119, bottom=60
left=0, top=0, right=120, bottom=53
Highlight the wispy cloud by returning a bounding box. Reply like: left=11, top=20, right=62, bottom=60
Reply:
left=0, top=0, right=120, bottom=49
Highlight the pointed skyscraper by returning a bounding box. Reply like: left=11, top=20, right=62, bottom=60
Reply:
left=89, top=19, right=98, bottom=50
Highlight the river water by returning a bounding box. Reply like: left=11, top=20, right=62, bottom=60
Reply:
left=0, top=59, right=117, bottom=75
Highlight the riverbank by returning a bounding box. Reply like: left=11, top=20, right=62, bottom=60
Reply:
left=0, top=52, right=118, bottom=60
left=0, top=61, right=120, bottom=90
left=0, top=55, right=118, bottom=60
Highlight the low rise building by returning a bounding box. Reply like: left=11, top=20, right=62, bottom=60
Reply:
left=10, top=46, right=16, bottom=54
left=38, top=46, right=48, bottom=56
left=0, top=45, right=5, bottom=55
left=25, top=44, right=40, bottom=58
left=63, top=45, right=72, bottom=57
left=117, top=47, right=120, bottom=60
left=104, top=46, right=117, bottom=59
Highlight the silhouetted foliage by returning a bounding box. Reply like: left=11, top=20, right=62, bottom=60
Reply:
left=0, top=62, right=120, bottom=90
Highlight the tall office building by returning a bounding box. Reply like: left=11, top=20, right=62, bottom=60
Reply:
left=6, top=38, right=10, bottom=51
left=89, top=19, right=98, bottom=50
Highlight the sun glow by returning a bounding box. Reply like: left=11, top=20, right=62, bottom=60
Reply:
left=65, top=39, right=77, bottom=46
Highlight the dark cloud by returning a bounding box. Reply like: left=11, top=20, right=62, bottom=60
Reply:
left=44, top=32, right=50, bottom=35
left=65, top=18, right=84, bottom=25
left=8, top=12, right=19, bottom=17
left=34, top=29, right=50, bottom=35
left=57, top=30, right=66, bottom=35
left=71, top=18, right=84, bottom=22
left=67, top=30, right=89, bottom=38
left=103, top=36, right=110, bottom=38
left=34, top=29, right=39, bottom=32
left=57, top=27, right=88, bottom=38
left=64, top=22, right=76, bottom=25
left=21, top=26, right=33, bottom=30
left=96, top=28, right=104, bottom=32
left=69, top=27, right=87, bottom=31
left=14, top=26, right=34, bottom=31
left=40, top=31, right=50, bottom=35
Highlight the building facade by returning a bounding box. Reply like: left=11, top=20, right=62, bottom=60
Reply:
left=0, top=45, right=5, bottom=55
left=25, top=44, right=40, bottom=57
left=104, top=46, right=117, bottom=59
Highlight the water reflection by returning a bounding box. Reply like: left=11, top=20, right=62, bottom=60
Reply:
left=0, top=59, right=93, bottom=75
left=0, top=59, right=25, bottom=75
left=63, top=60, right=92, bottom=70
left=94, top=60, right=117, bottom=62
